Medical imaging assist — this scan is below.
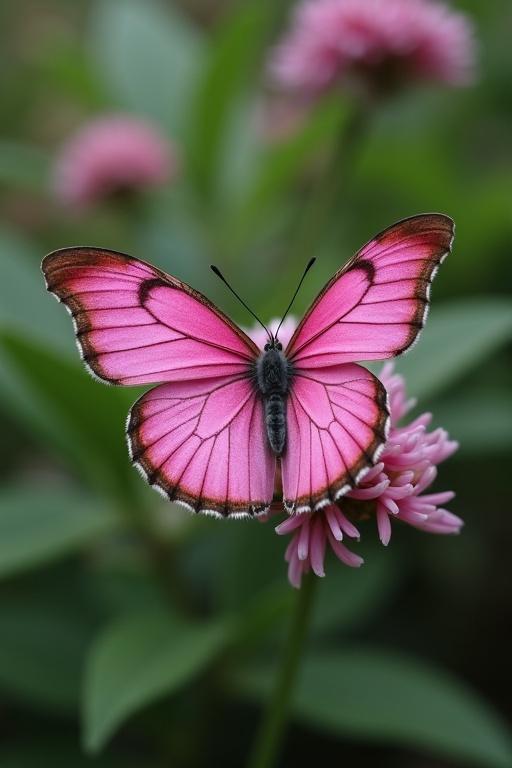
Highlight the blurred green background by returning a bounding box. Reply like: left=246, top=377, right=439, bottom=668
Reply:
left=1, top=1, right=511, bottom=766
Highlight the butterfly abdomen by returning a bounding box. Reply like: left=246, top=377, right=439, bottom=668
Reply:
left=256, top=348, right=292, bottom=456
left=264, top=394, right=287, bottom=455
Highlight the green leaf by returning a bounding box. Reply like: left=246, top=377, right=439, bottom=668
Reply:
left=236, top=649, right=512, bottom=768
left=0, top=226, right=72, bottom=354
left=90, top=0, right=203, bottom=135
left=432, top=389, right=512, bottom=456
left=0, top=583, right=98, bottom=713
left=395, top=299, right=512, bottom=401
left=187, top=3, right=272, bottom=200
left=0, top=489, right=119, bottom=579
left=83, top=610, right=230, bottom=753
left=0, top=331, right=141, bottom=506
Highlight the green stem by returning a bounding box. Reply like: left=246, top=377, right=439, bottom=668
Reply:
left=292, top=102, right=370, bottom=265
left=246, top=572, right=317, bottom=768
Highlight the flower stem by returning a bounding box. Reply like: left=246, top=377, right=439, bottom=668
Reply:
left=246, top=572, right=317, bottom=768
left=292, top=101, right=369, bottom=265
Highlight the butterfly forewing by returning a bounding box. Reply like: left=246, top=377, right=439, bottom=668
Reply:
left=286, top=214, right=454, bottom=365
left=42, top=247, right=259, bottom=385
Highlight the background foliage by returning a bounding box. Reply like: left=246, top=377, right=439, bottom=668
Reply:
left=0, top=1, right=511, bottom=766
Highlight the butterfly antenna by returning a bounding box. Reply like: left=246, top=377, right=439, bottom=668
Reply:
left=275, top=257, right=316, bottom=338
left=210, top=265, right=272, bottom=341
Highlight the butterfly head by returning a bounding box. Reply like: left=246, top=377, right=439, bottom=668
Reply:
left=264, top=338, right=283, bottom=352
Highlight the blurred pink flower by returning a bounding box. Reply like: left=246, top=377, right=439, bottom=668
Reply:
left=276, top=362, right=461, bottom=589
left=53, top=115, right=178, bottom=209
left=270, top=0, right=476, bottom=99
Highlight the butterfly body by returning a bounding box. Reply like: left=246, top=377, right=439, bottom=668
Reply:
left=42, top=213, right=454, bottom=518
left=256, top=342, right=293, bottom=456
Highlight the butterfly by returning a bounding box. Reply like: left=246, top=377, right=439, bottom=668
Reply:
left=42, top=213, right=454, bottom=518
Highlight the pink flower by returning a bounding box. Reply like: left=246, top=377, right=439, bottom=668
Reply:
left=270, top=0, right=476, bottom=98
left=53, top=115, right=178, bottom=209
left=276, top=362, right=461, bottom=589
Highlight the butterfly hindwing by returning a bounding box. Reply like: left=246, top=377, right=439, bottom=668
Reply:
left=128, top=376, right=276, bottom=517
left=281, top=364, right=389, bottom=512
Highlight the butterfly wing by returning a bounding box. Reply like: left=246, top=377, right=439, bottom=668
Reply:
left=42, top=247, right=259, bottom=385
left=282, top=363, right=389, bottom=512
left=128, top=377, right=275, bottom=517
left=286, top=214, right=454, bottom=366
left=43, top=247, right=275, bottom=516
left=282, top=214, right=453, bottom=512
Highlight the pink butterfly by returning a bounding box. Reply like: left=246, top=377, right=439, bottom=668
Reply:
left=42, top=214, right=454, bottom=518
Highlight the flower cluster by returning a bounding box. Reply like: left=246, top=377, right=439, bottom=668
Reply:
left=270, top=0, right=475, bottom=99
left=53, top=114, right=178, bottom=209
left=277, top=360, right=461, bottom=588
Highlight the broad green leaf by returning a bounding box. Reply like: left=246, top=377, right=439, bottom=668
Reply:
left=395, top=299, right=512, bottom=401
left=433, top=390, right=512, bottom=455
left=236, top=650, right=512, bottom=768
left=0, top=331, right=142, bottom=506
left=0, top=583, right=98, bottom=713
left=0, top=489, right=119, bottom=579
left=187, top=3, right=272, bottom=201
left=90, top=0, right=203, bottom=135
left=0, top=227, right=72, bottom=353
left=0, top=141, right=49, bottom=191
left=83, top=610, right=230, bottom=752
